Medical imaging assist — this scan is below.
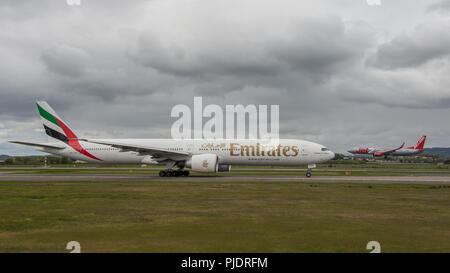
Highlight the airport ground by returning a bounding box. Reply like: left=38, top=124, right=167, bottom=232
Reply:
left=0, top=163, right=449, bottom=253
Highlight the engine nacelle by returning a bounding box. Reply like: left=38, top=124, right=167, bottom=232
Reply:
left=374, top=152, right=384, bottom=157
left=185, top=154, right=219, bottom=173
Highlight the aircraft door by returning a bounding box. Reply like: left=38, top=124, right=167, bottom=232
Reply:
left=301, top=145, right=309, bottom=156
left=186, top=140, right=194, bottom=153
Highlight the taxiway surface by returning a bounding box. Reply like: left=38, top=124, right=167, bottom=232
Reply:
left=1, top=172, right=450, bottom=184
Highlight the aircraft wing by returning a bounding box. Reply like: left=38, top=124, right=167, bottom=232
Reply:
left=9, top=141, right=66, bottom=150
left=373, top=142, right=405, bottom=155
left=84, top=139, right=191, bottom=162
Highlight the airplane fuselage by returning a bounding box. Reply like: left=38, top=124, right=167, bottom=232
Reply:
left=37, top=139, right=335, bottom=166
left=348, top=147, right=424, bottom=156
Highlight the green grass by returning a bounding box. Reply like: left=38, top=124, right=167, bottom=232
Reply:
left=0, top=180, right=448, bottom=253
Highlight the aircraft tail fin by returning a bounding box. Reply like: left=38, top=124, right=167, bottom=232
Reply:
left=408, top=135, right=426, bottom=150
left=36, top=101, right=102, bottom=161
left=36, top=101, right=78, bottom=144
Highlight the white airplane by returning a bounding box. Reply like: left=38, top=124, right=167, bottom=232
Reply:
left=10, top=101, right=335, bottom=177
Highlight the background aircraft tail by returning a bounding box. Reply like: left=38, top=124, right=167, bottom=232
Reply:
left=407, top=135, right=426, bottom=150
left=36, top=101, right=78, bottom=144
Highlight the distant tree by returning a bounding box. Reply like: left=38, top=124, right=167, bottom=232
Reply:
left=48, top=157, right=60, bottom=164
left=61, top=157, right=69, bottom=164
left=14, top=157, right=23, bottom=164
left=5, top=158, right=13, bottom=165
left=23, top=157, right=31, bottom=165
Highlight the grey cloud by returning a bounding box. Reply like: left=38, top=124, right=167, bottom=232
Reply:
left=41, top=45, right=89, bottom=77
left=369, top=22, right=450, bottom=69
left=427, top=0, right=450, bottom=13
left=334, top=64, right=450, bottom=109
left=271, top=18, right=374, bottom=77
left=129, top=15, right=374, bottom=82
left=129, top=33, right=283, bottom=78
left=2, top=0, right=450, bottom=155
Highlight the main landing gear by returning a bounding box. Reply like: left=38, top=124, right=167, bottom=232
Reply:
left=159, top=170, right=190, bottom=177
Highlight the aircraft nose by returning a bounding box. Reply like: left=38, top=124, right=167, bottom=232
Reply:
left=329, top=151, right=335, bottom=160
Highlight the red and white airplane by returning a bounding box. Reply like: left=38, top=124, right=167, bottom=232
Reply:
left=348, top=136, right=427, bottom=157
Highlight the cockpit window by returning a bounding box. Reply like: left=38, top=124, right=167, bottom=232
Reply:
left=321, top=147, right=329, bottom=151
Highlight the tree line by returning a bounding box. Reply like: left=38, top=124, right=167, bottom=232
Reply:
left=3, top=156, right=73, bottom=165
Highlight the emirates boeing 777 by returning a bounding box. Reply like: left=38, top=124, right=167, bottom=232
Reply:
left=10, top=101, right=335, bottom=177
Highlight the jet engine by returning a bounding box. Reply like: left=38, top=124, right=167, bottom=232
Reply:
left=185, top=154, right=219, bottom=173
left=374, top=152, right=384, bottom=157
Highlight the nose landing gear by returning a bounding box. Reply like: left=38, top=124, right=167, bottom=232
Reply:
left=306, top=170, right=312, bottom=177
left=305, top=164, right=316, bottom=178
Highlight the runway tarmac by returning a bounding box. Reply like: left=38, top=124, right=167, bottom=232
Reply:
left=1, top=172, right=450, bottom=184
left=2, top=167, right=450, bottom=173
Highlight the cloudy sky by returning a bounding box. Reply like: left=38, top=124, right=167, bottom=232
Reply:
left=1, top=0, right=450, bottom=155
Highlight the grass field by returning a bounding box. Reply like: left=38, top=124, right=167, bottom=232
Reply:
left=0, top=179, right=449, bottom=253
